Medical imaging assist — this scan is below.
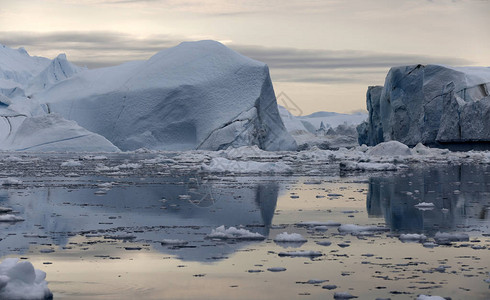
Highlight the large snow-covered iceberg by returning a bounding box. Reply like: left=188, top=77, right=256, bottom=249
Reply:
left=358, top=64, right=490, bottom=147
left=32, top=40, right=296, bottom=151
left=0, top=40, right=296, bottom=152
left=0, top=43, right=117, bottom=152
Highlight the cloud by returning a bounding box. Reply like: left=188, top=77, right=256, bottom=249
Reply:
left=0, top=30, right=472, bottom=84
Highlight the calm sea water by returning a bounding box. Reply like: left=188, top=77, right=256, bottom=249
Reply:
left=1, top=159, right=488, bottom=299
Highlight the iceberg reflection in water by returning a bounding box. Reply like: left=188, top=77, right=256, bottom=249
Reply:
left=367, top=164, right=490, bottom=235
left=0, top=175, right=278, bottom=261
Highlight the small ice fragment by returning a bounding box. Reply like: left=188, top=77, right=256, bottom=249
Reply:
left=207, top=226, right=265, bottom=240
left=322, top=284, right=337, bottom=290
left=1, top=178, right=23, bottom=186
left=0, top=207, right=13, bottom=213
left=278, top=251, right=322, bottom=257
left=273, top=232, right=307, bottom=243
left=297, top=221, right=341, bottom=227
left=434, top=232, right=469, bottom=243
left=61, top=160, right=82, bottom=167
left=338, top=224, right=388, bottom=233
left=161, top=239, right=188, bottom=245
left=306, top=279, right=328, bottom=284
left=334, top=292, right=358, bottom=299
left=316, top=241, right=332, bottom=246
left=422, top=242, right=438, bottom=248
left=267, top=267, right=286, bottom=272
left=39, top=249, right=54, bottom=254
left=399, top=234, right=427, bottom=242
left=247, top=269, right=263, bottom=273
left=313, top=226, right=328, bottom=231
left=124, top=247, right=142, bottom=251
left=414, top=202, right=435, bottom=210
left=416, top=295, right=446, bottom=300
left=104, top=235, right=136, bottom=240
left=0, top=214, right=24, bottom=222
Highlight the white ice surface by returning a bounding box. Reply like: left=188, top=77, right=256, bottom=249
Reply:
left=273, top=232, right=307, bottom=243
left=207, top=225, right=265, bottom=240
left=0, top=258, right=52, bottom=300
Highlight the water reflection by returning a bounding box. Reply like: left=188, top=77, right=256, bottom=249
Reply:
left=0, top=175, right=278, bottom=261
left=367, top=164, right=490, bottom=235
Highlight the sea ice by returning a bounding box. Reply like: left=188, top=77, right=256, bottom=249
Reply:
left=273, top=232, right=307, bottom=243
left=207, top=225, right=265, bottom=240
left=0, top=258, right=52, bottom=300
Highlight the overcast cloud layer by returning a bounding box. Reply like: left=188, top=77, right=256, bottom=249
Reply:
left=0, top=31, right=472, bottom=85
left=0, top=0, right=488, bottom=113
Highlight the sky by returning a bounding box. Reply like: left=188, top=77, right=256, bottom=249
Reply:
left=0, top=0, right=489, bottom=115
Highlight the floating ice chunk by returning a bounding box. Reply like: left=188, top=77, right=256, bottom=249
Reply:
left=202, top=157, right=291, bottom=174
left=334, top=292, right=358, bottom=299
left=0, top=214, right=24, bottom=222
left=399, top=234, right=427, bottom=242
left=416, top=295, right=446, bottom=300
left=60, top=159, right=82, bottom=167
left=97, top=182, right=115, bottom=189
left=0, top=258, right=52, bottom=300
left=297, top=221, right=341, bottom=227
left=117, top=163, right=141, bottom=169
left=316, top=241, right=332, bottom=246
left=273, top=232, right=307, bottom=243
left=161, top=239, right=188, bottom=245
left=267, top=267, right=286, bottom=272
left=338, top=224, right=389, bottom=234
left=104, top=235, right=136, bottom=240
left=322, top=284, right=337, bottom=290
left=422, top=242, right=438, bottom=248
left=313, top=226, right=328, bottom=231
left=434, top=232, right=469, bottom=243
left=305, top=279, right=328, bottom=284
left=278, top=251, right=322, bottom=257
left=1, top=178, right=23, bottom=186
left=0, top=207, right=13, bottom=213
left=414, top=202, right=435, bottom=210
left=366, top=141, right=411, bottom=157
left=340, top=162, right=397, bottom=171
left=81, top=155, right=107, bottom=160
left=207, top=226, right=265, bottom=240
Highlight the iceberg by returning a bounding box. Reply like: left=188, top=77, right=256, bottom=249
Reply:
left=358, top=64, right=490, bottom=148
left=32, top=40, right=296, bottom=151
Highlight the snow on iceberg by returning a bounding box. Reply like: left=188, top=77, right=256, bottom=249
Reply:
left=0, top=258, right=52, bottom=300
left=207, top=225, right=265, bottom=240
left=0, top=114, right=120, bottom=152
left=36, top=40, right=297, bottom=151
